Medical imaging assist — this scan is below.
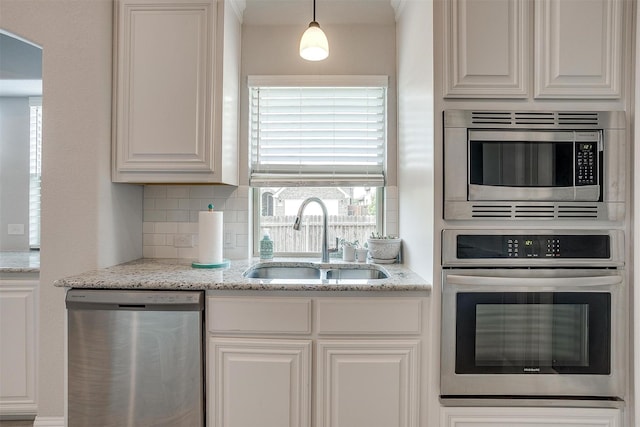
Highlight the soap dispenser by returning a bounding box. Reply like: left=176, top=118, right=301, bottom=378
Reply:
left=259, top=228, right=274, bottom=260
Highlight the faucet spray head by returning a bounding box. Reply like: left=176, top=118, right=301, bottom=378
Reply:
left=293, top=216, right=302, bottom=231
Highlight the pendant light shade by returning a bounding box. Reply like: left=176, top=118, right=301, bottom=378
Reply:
left=299, top=0, right=328, bottom=61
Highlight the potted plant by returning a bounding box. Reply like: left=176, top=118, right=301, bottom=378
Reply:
left=366, top=232, right=402, bottom=263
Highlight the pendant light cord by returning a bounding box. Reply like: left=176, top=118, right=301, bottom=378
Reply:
left=313, top=0, right=316, bottom=22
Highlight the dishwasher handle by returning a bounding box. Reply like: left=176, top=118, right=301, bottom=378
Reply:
left=65, top=289, right=204, bottom=311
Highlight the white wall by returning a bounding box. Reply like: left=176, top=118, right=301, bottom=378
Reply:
left=0, top=0, right=142, bottom=420
left=0, top=97, right=30, bottom=250
left=395, top=2, right=435, bottom=426
left=633, top=3, right=639, bottom=425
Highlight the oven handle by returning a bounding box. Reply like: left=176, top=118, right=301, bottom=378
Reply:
left=445, top=274, right=623, bottom=287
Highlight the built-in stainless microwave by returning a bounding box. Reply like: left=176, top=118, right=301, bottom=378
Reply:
left=444, top=110, right=626, bottom=221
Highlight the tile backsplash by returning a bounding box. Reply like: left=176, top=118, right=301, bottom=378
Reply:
left=142, top=185, right=398, bottom=260
left=143, top=185, right=249, bottom=260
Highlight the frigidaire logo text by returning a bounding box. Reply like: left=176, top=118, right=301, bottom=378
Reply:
left=524, top=367, right=541, bottom=373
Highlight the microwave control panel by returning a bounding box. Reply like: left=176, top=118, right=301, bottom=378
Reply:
left=576, top=142, right=598, bottom=186
left=456, top=234, right=610, bottom=259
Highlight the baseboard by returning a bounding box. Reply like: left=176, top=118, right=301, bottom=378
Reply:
left=33, top=416, right=64, bottom=427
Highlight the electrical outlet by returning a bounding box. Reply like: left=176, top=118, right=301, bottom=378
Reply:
left=8, top=224, right=25, bottom=235
left=174, top=234, right=194, bottom=248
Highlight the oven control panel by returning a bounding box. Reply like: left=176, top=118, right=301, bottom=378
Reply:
left=457, top=234, right=610, bottom=259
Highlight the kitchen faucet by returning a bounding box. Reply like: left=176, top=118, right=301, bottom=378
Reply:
left=293, top=197, right=331, bottom=263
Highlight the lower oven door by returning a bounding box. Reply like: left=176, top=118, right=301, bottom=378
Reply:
left=441, top=269, right=626, bottom=399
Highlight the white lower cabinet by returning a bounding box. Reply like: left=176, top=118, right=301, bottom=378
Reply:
left=208, top=337, right=312, bottom=427
left=441, top=407, right=623, bottom=427
left=206, top=295, right=426, bottom=427
left=0, top=279, right=38, bottom=417
left=316, top=339, right=420, bottom=427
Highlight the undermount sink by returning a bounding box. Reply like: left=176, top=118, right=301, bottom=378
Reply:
left=242, top=262, right=390, bottom=281
left=324, top=267, right=388, bottom=280
left=242, top=265, right=322, bottom=279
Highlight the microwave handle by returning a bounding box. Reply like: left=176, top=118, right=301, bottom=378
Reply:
left=445, top=274, right=623, bottom=287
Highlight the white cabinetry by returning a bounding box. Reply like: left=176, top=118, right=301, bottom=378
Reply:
left=206, top=295, right=426, bottom=427
left=316, top=340, right=419, bottom=427
left=444, top=0, right=624, bottom=99
left=112, top=0, right=243, bottom=183
left=209, top=338, right=311, bottom=427
left=0, top=278, right=38, bottom=417
left=534, top=0, right=622, bottom=98
left=441, top=407, right=623, bottom=427
left=444, top=0, right=528, bottom=98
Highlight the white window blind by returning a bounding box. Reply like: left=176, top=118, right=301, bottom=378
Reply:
left=29, top=97, right=42, bottom=249
left=249, top=76, right=387, bottom=187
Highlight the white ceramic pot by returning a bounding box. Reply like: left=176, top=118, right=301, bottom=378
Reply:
left=366, top=238, right=402, bottom=261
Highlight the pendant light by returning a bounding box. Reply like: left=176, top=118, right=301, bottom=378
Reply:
left=299, top=0, right=329, bottom=61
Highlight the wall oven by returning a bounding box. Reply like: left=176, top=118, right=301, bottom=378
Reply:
left=440, top=229, right=626, bottom=403
left=443, top=110, right=626, bottom=220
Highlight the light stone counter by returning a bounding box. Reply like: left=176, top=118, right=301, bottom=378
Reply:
left=54, top=258, right=430, bottom=292
left=0, top=251, right=40, bottom=274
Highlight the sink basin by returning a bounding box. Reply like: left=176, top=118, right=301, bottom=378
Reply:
left=242, top=262, right=389, bottom=281
left=325, top=267, right=389, bottom=280
left=242, top=265, right=321, bottom=279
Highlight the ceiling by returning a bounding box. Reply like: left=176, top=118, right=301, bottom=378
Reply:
left=242, top=0, right=396, bottom=26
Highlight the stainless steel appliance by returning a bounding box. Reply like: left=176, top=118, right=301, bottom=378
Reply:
left=443, top=110, right=626, bottom=220
left=440, top=229, right=626, bottom=403
left=66, top=289, right=204, bottom=427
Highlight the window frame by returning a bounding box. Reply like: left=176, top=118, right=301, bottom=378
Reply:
left=248, top=76, right=388, bottom=257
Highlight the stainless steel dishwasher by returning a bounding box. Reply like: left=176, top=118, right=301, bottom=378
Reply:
left=66, top=289, right=204, bottom=427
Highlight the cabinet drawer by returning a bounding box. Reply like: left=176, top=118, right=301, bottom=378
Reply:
left=316, top=298, right=422, bottom=335
left=207, top=297, right=312, bottom=334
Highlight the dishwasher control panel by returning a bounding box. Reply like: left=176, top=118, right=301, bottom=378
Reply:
left=66, top=289, right=204, bottom=311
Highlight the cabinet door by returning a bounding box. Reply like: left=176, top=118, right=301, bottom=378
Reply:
left=441, top=406, right=622, bottom=427
left=444, top=0, right=529, bottom=98
left=113, top=0, right=216, bottom=179
left=534, top=0, right=623, bottom=98
left=316, top=339, right=420, bottom=427
left=209, top=337, right=312, bottom=427
left=0, top=281, right=37, bottom=416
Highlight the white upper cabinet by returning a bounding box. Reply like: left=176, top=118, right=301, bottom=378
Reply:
left=534, top=0, right=622, bottom=98
left=444, top=0, right=529, bottom=98
left=112, top=0, right=243, bottom=183
left=444, top=0, right=624, bottom=99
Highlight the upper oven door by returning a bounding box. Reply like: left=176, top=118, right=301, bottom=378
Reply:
left=468, top=130, right=601, bottom=202
left=441, top=269, right=626, bottom=398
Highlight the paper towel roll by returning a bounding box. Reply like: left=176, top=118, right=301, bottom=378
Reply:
left=198, top=211, right=223, bottom=264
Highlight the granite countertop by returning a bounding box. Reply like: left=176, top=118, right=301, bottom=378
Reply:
left=54, top=258, right=430, bottom=292
left=0, top=251, right=40, bottom=274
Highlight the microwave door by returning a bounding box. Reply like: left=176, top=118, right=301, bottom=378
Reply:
left=467, top=131, right=600, bottom=202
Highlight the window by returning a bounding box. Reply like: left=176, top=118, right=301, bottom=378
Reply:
left=29, top=97, right=42, bottom=249
left=249, top=76, right=387, bottom=256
